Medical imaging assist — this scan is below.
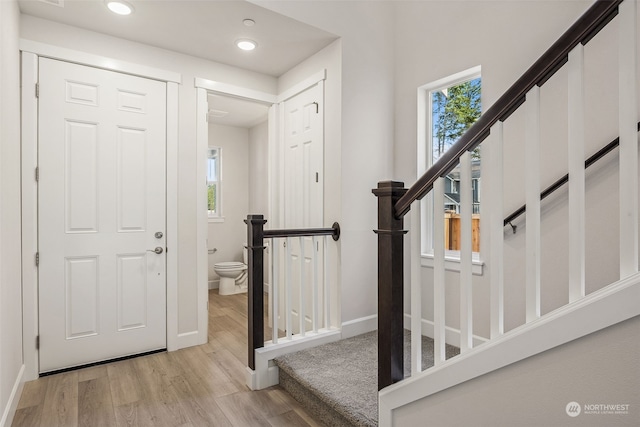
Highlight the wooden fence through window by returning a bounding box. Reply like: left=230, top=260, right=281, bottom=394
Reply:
left=444, top=212, right=480, bottom=252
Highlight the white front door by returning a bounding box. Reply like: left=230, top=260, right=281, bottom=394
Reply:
left=281, top=83, right=324, bottom=334
left=38, top=58, right=167, bottom=373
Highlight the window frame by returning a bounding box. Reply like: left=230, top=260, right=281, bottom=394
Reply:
left=207, top=146, right=223, bottom=222
left=417, top=66, right=483, bottom=270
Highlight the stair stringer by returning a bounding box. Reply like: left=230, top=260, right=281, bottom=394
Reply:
left=378, top=272, right=640, bottom=427
left=246, top=329, right=342, bottom=390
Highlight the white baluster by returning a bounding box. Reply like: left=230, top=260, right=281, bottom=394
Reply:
left=286, top=237, right=292, bottom=340
left=299, top=236, right=306, bottom=336
left=324, top=236, right=330, bottom=330
left=312, top=235, right=319, bottom=333
left=480, top=133, right=492, bottom=330
left=490, top=122, right=504, bottom=338
left=619, top=0, right=639, bottom=278
left=460, top=151, right=473, bottom=352
left=271, top=238, right=279, bottom=344
left=568, top=44, right=586, bottom=302
left=410, top=205, right=422, bottom=375
left=433, top=177, right=446, bottom=365
left=525, top=86, right=541, bottom=319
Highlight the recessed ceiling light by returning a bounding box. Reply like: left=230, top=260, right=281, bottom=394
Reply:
left=106, top=0, right=133, bottom=15
left=236, top=39, right=257, bottom=51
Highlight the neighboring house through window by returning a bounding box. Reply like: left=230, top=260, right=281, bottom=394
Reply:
left=207, top=147, right=222, bottom=220
left=418, top=67, right=481, bottom=257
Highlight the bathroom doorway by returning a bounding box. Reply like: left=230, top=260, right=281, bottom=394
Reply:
left=206, top=93, right=271, bottom=292
left=195, top=73, right=327, bottom=343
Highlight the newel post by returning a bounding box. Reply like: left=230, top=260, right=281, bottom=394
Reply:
left=245, top=214, right=267, bottom=370
left=373, top=181, right=408, bottom=390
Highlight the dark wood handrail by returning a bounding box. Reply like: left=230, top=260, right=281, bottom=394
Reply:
left=393, top=0, right=622, bottom=219
left=245, top=215, right=341, bottom=372
left=503, top=122, right=640, bottom=230
left=264, top=222, right=340, bottom=240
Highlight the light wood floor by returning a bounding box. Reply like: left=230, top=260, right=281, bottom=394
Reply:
left=12, top=290, right=324, bottom=427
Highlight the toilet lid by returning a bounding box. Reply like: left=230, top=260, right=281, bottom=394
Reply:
left=214, top=261, right=247, bottom=270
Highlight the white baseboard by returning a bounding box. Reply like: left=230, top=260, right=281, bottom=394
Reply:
left=403, top=314, right=488, bottom=348
left=1, top=364, right=25, bottom=427
left=210, top=280, right=269, bottom=292
left=341, top=314, right=377, bottom=339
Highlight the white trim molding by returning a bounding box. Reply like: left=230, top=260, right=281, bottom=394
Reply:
left=277, top=69, right=326, bottom=103
left=420, top=253, right=484, bottom=275
left=20, top=39, right=182, bottom=83
left=0, top=365, right=25, bottom=427
left=247, top=314, right=377, bottom=390
left=379, top=273, right=640, bottom=426
left=341, top=314, right=377, bottom=339
left=20, top=51, right=40, bottom=381
left=247, top=329, right=342, bottom=390
left=165, top=82, right=182, bottom=351
left=194, top=77, right=277, bottom=104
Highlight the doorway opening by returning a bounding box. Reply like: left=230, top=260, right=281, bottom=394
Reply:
left=205, top=92, right=271, bottom=293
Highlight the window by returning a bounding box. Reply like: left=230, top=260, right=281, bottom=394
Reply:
left=419, top=67, right=482, bottom=258
left=207, top=147, right=222, bottom=220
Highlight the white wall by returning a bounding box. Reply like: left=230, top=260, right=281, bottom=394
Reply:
left=0, top=0, right=24, bottom=425
left=257, top=1, right=396, bottom=328
left=249, top=120, right=269, bottom=215
left=394, top=1, right=640, bottom=337
left=208, top=124, right=250, bottom=286
left=20, top=15, right=277, bottom=338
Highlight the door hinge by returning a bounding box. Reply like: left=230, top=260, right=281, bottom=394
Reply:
left=316, top=172, right=319, bottom=183
left=35, top=83, right=39, bottom=98
left=35, top=252, right=39, bottom=267
left=36, top=335, right=40, bottom=350
left=35, top=167, right=39, bottom=182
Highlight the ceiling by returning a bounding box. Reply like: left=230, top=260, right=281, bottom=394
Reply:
left=207, top=93, right=269, bottom=128
left=18, top=0, right=338, bottom=77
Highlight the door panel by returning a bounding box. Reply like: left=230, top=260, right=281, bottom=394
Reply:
left=279, top=84, right=324, bottom=334
left=38, top=58, right=167, bottom=372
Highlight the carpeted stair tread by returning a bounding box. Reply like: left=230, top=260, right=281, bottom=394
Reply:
left=274, top=331, right=459, bottom=426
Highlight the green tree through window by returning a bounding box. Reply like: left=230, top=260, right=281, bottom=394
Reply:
left=432, top=77, right=481, bottom=162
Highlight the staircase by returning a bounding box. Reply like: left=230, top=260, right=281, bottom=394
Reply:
left=275, top=331, right=459, bottom=426
left=245, top=1, right=639, bottom=426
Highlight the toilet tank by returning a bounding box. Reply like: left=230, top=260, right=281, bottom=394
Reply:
left=243, top=246, right=248, bottom=264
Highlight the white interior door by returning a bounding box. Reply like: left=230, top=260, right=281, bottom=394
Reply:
left=280, top=83, right=324, bottom=334
left=38, top=58, right=167, bottom=373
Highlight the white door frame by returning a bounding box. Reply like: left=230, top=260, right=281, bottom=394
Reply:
left=194, top=78, right=277, bottom=308
left=20, top=41, right=181, bottom=381
left=193, top=71, right=326, bottom=304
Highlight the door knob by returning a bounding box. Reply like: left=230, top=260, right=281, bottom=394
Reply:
left=147, top=247, right=164, bottom=254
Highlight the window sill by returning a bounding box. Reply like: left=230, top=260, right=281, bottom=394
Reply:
left=208, top=217, right=225, bottom=223
left=420, top=253, right=484, bottom=276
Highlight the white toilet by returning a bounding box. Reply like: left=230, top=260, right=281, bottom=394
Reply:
left=214, top=248, right=248, bottom=295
